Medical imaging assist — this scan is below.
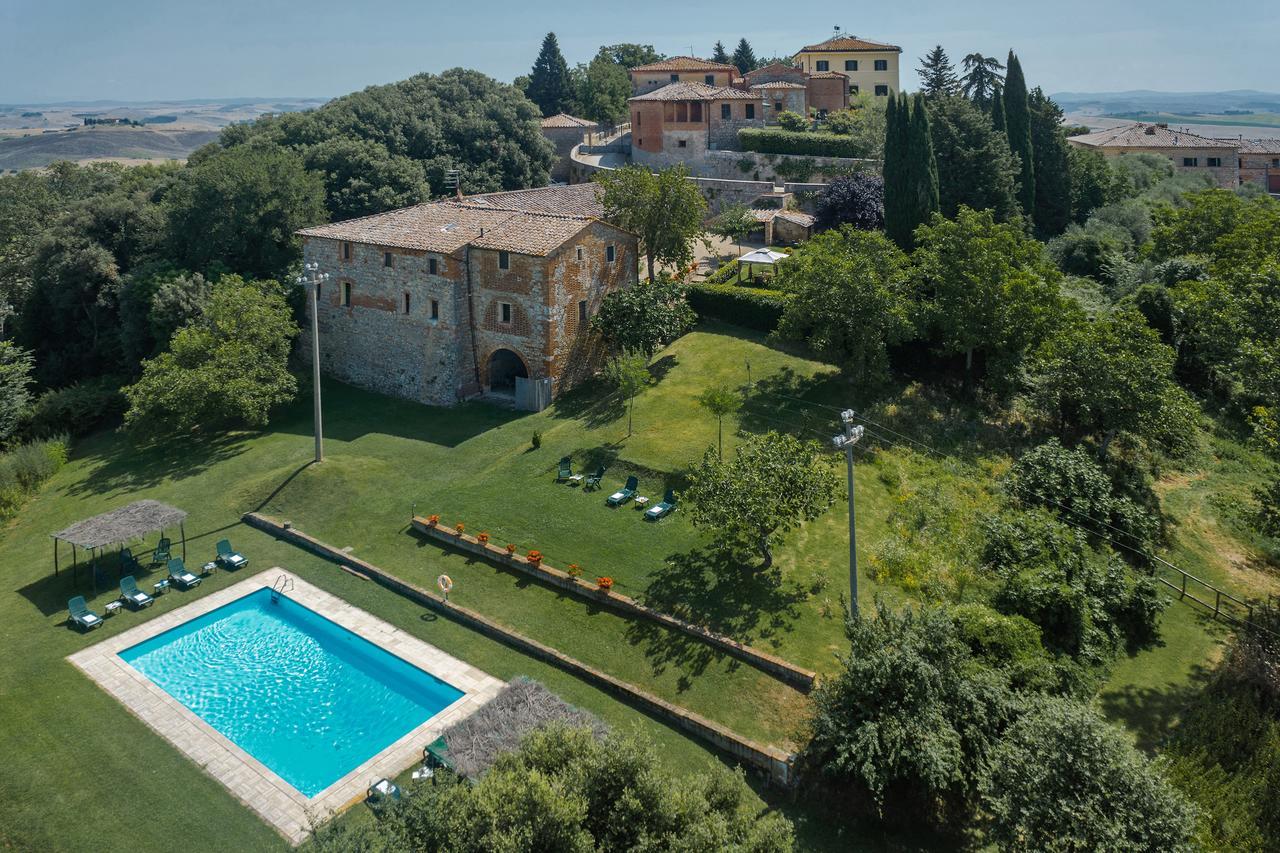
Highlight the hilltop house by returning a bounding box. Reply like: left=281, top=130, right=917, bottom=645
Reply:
left=743, top=63, right=850, bottom=116
left=792, top=33, right=903, bottom=97
left=628, top=57, right=739, bottom=95
left=1067, top=123, right=1240, bottom=188
left=296, top=184, right=636, bottom=409
left=1224, top=137, right=1280, bottom=193
left=629, top=81, right=764, bottom=166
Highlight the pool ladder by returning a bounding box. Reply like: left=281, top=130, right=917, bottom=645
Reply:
left=271, top=574, right=294, bottom=604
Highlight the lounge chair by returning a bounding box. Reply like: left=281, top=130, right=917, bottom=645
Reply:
left=606, top=475, right=638, bottom=507
left=423, top=735, right=456, bottom=772
left=167, top=558, right=202, bottom=589
left=215, top=539, right=248, bottom=570
left=120, top=575, right=154, bottom=609
left=584, top=465, right=605, bottom=491
left=68, top=596, right=103, bottom=631
left=120, top=547, right=143, bottom=575
left=645, top=489, right=677, bottom=521
left=152, top=537, right=171, bottom=565
left=556, top=456, right=573, bottom=482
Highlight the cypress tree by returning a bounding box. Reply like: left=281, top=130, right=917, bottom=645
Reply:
left=884, top=93, right=915, bottom=249
left=905, top=93, right=940, bottom=245
left=731, top=38, right=758, bottom=75
left=1003, top=51, right=1035, bottom=214
left=991, top=85, right=1006, bottom=134
left=1029, top=87, right=1072, bottom=236
left=527, top=32, right=574, bottom=117
left=711, top=41, right=729, bottom=64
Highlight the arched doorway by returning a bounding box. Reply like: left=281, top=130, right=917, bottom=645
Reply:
left=487, top=348, right=529, bottom=395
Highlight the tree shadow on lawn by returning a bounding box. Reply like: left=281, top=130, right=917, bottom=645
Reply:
left=66, top=429, right=253, bottom=499
left=1098, top=658, right=1215, bottom=752
left=626, top=544, right=808, bottom=686
left=548, top=376, right=625, bottom=431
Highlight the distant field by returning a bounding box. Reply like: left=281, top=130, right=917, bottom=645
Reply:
left=1105, top=110, right=1280, bottom=129
left=0, top=126, right=219, bottom=170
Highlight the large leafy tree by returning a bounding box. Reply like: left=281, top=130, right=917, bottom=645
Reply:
left=594, top=165, right=706, bottom=281
left=576, top=49, right=632, bottom=124
left=165, top=144, right=326, bottom=281
left=526, top=32, right=575, bottom=117
left=984, top=698, right=1196, bottom=852
left=603, top=43, right=662, bottom=68
left=683, top=431, right=838, bottom=569
left=960, top=53, right=1005, bottom=109
left=302, top=137, right=429, bottom=221
left=0, top=342, right=34, bottom=441
left=912, top=206, right=1064, bottom=383
left=709, top=203, right=756, bottom=256
left=917, top=45, right=960, bottom=97
left=813, top=173, right=884, bottom=230
left=1029, top=88, right=1072, bottom=237
left=589, top=274, right=695, bottom=356
left=927, top=97, right=1020, bottom=220
left=122, top=277, right=298, bottom=435
left=1002, top=51, right=1035, bottom=214
left=1026, top=308, right=1198, bottom=455
left=731, top=38, right=757, bottom=75
left=775, top=228, right=914, bottom=384
left=310, top=726, right=795, bottom=852
left=1069, top=146, right=1122, bottom=222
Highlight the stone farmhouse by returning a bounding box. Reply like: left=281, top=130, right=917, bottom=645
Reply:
left=629, top=81, right=763, bottom=167
left=1226, top=137, right=1280, bottom=193
left=296, top=184, right=637, bottom=409
left=1067, top=123, right=1240, bottom=188
left=743, top=63, right=850, bottom=117
left=628, top=56, right=739, bottom=95
left=540, top=113, right=596, bottom=182
left=791, top=33, right=903, bottom=97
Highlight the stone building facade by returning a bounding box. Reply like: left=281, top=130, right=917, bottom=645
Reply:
left=1067, top=123, right=1240, bottom=189
left=296, top=185, right=636, bottom=408
left=541, top=113, right=596, bottom=182
left=1226, top=137, right=1280, bottom=192
left=743, top=63, right=850, bottom=116
left=629, top=81, right=764, bottom=166
left=792, top=33, right=903, bottom=97
left=629, top=56, right=739, bottom=95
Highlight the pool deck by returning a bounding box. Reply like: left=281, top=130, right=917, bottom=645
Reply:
left=67, top=568, right=505, bottom=845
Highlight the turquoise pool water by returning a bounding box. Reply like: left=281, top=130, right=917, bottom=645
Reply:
left=120, top=588, right=464, bottom=797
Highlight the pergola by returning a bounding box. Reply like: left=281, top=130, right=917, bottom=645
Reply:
left=737, top=247, right=788, bottom=282
left=51, top=500, right=187, bottom=589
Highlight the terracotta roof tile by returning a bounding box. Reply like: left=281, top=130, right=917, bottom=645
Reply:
left=541, top=113, right=595, bottom=129
left=797, top=34, right=901, bottom=53
left=751, top=80, right=806, bottom=90
left=745, top=63, right=806, bottom=81
left=1068, top=123, right=1236, bottom=150
left=459, top=183, right=603, bottom=218
left=1222, top=137, right=1280, bottom=154
left=629, top=81, right=759, bottom=102
left=807, top=71, right=847, bottom=80
left=629, top=56, right=738, bottom=73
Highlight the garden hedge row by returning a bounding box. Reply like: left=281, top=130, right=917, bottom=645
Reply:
left=738, top=128, right=864, bottom=159
left=686, top=283, right=791, bottom=332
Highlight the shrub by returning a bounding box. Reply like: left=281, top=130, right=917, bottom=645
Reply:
left=1256, top=477, right=1280, bottom=539
left=0, top=436, right=69, bottom=521
left=20, top=376, right=127, bottom=440
left=739, top=127, right=866, bottom=158
left=823, top=109, right=858, bottom=135
left=773, top=156, right=816, bottom=183
left=686, top=283, right=791, bottom=332
left=774, top=111, right=808, bottom=132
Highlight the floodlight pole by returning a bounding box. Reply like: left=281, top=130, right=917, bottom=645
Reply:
left=297, top=263, right=330, bottom=464
left=832, top=413, right=864, bottom=618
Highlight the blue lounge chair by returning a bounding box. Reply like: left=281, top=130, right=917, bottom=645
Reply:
left=167, top=558, right=201, bottom=589
left=152, top=537, right=171, bottom=565
left=645, top=489, right=677, bottom=521
left=556, top=456, right=573, bottom=482
left=120, top=547, right=143, bottom=575
left=68, top=596, right=103, bottom=631
left=215, top=539, right=247, bottom=570
left=606, top=476, right=638, bottom=507
left=119, top=575, right=154, bottom=609
left=584, top=465, right=605, bottom=491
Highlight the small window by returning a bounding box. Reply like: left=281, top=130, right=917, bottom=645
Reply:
left=670, top=73, right=679, bottom=83
left=384, top=251, right=393, bottom=268
left=677, top=139, right=687, bottom=148
left=578, top=300, right=588, bottom=325
left=428, top=257, right=438, bottom=275
left=403, top=292, right=411, bottom=314
left=1183, top=157, right=1199, bottom=167
left=575, top=246, right=584, bottom=261
left=875, top=85, right=889, bottom=96
left=1272, top=158, right=1280, bottom=167
left=341, top=242, right=352, bottom=261
left=500, top=302, right=512, bottom=323
left=745, top=104, right=755, bottom=119
left=845, top=59, right=858, bottom=71
left=606, top=244, right=616, bottom=264
left=430, top=299, right=439, bottom=320
left=850, top=84, right=860, bottom=95
left=774, top=101, right=783, bottom=112
left=816, top=60, right=829, bottom=71
left=705, top=74, right=715, bottom=85
left=721, top=103, right=731, bottom=120
left=342, top=281, right=352, bottom=307
left=498, top=250, right=510, bottom=270
left=874, top=59, right=888, bottom=71
left=1206, top=157, right=1222, bottom=167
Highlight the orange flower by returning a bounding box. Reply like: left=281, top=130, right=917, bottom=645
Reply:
left=526, top=549, right=543, bottom=564
left=566, top=563, right=582, bottom=577
left=477, top=531, right=490, bottom=544
left=454, top=522, right=465, bottom=534
left=596, top=576, right=614, bottom=591
left=427, top=514, right=440, bottom=525
left=505, top=543, right=517, bottom=554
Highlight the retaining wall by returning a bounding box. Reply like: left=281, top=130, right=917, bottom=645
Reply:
left=242, top=512, right=797, bottom=786
left=410, top=515, right=816, bottom=691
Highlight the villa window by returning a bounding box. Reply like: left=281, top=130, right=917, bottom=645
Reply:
left=677, top=139, right=687, bottom=148
left=500, top=302, right=512, bottom=324
left=746, top=104, right=755, bottom=119
left=430, top=299, right=440, bottom=320
left=774, top=101, right=783, bottom=112
left=1183, top=157, right=1199, bottom=167
left=875, top=85, right=889, bottom=96
left=1207, top=157, right=1222, bottom=167
left=342, top=282, right=352, bottom=307
left=578, top=300, right=588, bottom=325
left=816, top=60, right=829, bottom=71
left=429, top=257, right=438, bottom=275
left=721, top=103, right=731, bottom=120
left=1273, top=158, right=1280, bottom=167
left=845, top=60, right=858, bottom=71
left=341, top=242, right=353, bottom=261
left=670, top=73, right=679, bottom=83
left=498, top=250, right=510, bottom=270
left=874, top=59, right=888, bottom=71
left=606, top=244, right=616, bottom=264
left=383, top=251, right=393, bottom=268
left=850, top=84, right=860, bottom=95
left=575, top=246, right=584, bottom=261
left=705, top=74, right=714, bottom=85
left=403, top=292, right=411, bottom=314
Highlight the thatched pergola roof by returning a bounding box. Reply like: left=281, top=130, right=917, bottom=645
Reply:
left=52, top=500, right=188, bottom=550
left=439, top=677, right=608, bottom=778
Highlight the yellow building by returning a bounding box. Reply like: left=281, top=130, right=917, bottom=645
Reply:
left=792, top=33, right=902, bottom=97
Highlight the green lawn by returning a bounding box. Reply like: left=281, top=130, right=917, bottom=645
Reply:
left=1, top=321, right=1272, bottom=851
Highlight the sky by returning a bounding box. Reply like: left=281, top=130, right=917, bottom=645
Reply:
left=2, top=0, right=1276, bottom=103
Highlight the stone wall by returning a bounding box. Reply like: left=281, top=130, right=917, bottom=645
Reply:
left=542, top=126, right=588, bottom=182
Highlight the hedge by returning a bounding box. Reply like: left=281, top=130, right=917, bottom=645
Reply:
left=738, top=128, right=865, bottom=158
left=687, top=283, right=791, bottom=332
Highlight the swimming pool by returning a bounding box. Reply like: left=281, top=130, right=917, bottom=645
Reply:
left=120, top=587, right=464, bottom=797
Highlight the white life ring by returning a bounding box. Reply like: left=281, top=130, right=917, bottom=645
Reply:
left=437, top=574, right=454, bottom=594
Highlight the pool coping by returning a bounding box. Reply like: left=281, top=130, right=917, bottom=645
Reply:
left=67, top=568, right=504, bottom=845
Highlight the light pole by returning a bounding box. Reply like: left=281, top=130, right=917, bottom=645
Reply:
left=832, top=412, right=864, bottom=618
left=296, top=262, right=329, bottom=463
